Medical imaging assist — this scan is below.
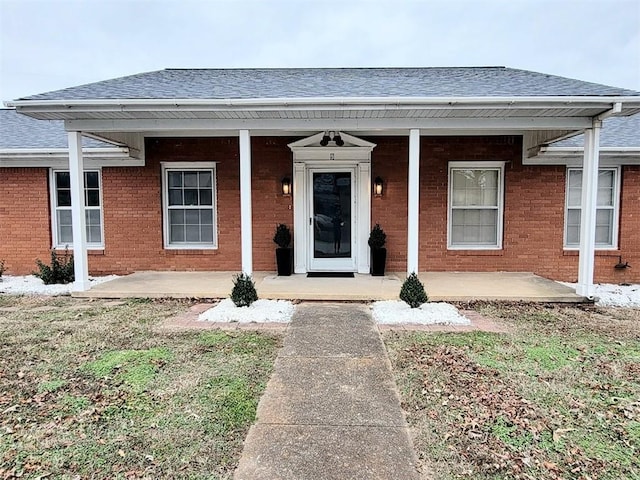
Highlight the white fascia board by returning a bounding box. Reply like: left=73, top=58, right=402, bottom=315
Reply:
left=540, top=146, right=640, bottom=155
left=0, top=147, right=129, bottom=155
left=0, top=147, right=143, bottom=168
left=7, top=95, right=640, bottom=110
left=524, top=148, right=640, bottom=166
left=63, top=117, right=594, bottom=132
left=122, top=128, right=529, bottom=137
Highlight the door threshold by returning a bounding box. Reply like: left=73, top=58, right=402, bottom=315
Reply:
left=307, top=272, right=355, bottom=278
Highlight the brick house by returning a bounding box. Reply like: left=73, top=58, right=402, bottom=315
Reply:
left=1, top=67, right=639, bottom=296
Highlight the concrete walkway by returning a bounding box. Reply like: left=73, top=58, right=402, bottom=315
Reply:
left=234, top=303, right=422, bottom=480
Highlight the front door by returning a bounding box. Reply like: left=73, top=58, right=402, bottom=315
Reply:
left=308, top=168, right=356, bottom=272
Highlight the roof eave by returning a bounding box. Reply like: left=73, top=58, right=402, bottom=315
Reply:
left=7, top=95, right=640, bottom=111
left=0, top=146, right=143, bottom=168
left=540, top=146, right=640, bottom=156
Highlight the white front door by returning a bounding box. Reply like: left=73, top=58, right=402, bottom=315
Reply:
left=308, top=167, right=357, bottom=272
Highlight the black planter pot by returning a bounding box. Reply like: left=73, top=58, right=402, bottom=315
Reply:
left=370, top=247, right=387, bottom=276
left=276, top=248, right=293, bottom=276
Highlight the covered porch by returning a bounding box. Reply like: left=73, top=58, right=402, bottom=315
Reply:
left=10, top=68, right=640, bottom=296
left=72, top=271, right=585, bottom=303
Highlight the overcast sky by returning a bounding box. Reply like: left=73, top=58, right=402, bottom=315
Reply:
left=1, top=0, right=639, bottom=102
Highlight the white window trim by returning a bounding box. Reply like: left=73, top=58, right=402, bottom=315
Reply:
left=49, top=168, right=104, bottom=250
left=564, top=166, right=620, bottom=250
left=447, top=161, right=506, bottom=250
left=161, top=161, right=218, bottom=250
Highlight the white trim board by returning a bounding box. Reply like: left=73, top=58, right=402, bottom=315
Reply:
left=525, top=147, right=640, bottom=166
left=61, top=117, right=596, bottom=132
left=0, top=147, right=142, bottom=168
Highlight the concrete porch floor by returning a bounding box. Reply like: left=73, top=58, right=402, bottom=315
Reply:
left=73, top=271, right=585, bottom=303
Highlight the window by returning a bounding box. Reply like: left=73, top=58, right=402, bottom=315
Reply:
left=565, top=167, right=619, bottom=249
left=448, top=162, right=505, bottom=249
left=162, top=162, right=217, bottom=249
left=50, top=170, right=104, bottom=249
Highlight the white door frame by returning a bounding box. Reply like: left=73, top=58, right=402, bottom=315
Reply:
left=289, top=132, right=376, bottom=274
left=307, top=165, right=357, bottom=272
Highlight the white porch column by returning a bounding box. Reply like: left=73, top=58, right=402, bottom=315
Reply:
left=576, top=121, right=601, bottom=297
left=407, top=129, right=420, bottom=274
left=239, top=129, right=253, bottom=275
left=68, top=131, right=89, bottom=291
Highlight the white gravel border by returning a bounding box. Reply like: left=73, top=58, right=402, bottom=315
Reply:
left=372, top=300, right=471, bottom=325
left=0, top=275, right=118, bottom=296
left=562, top=282, right=640, bottom=307
left=198, top=298, right=295, bottom=323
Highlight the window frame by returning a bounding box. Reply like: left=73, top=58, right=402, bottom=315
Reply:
left=49, top=169, right=104, bottom=250
left=447, top=161, right=506, bottom=250
left=564, top=166, right=620, bottom=250
left=161, top=162, right=218, bottom=250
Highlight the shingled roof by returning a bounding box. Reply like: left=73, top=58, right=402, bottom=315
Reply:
left=0, top=109, right=108, bottom=149
left=16, top=67, right=640, bottom=101
left=554, top=114, right=640, bottom=148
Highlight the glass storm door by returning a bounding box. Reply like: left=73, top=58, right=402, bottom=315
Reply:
left=308, top=169, right=356, bottom=271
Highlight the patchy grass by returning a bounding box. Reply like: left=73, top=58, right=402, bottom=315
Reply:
left=0, top=296, right=281, bottom=479
left=384, top=303, right=640, bottom=480
left=82, top=347, right=173, bottom=393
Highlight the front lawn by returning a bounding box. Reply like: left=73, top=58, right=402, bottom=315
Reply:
left=385, top=303, right=640, bottom=480
left=0, top=296, right=281, bottom=479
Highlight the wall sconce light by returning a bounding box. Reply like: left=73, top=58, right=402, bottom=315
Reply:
left=320, top=133, right=331, bottom=146
left=281, top=177, right=292, bottom=196
left=373, top=176, right=383, bottom=197
left=319, top=131, right=344, bottom=147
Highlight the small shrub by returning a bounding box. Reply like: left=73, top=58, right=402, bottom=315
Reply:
left=400, top=272, right=428, bottom=308
left=273, top=224, right=292, bottom=248
left=0, top=259, right=5, bottom=281
left=230, top=273, right=258, bottom=307
left=368, top=223, right=386, bottom=249
left=34, top=249, right=75, bottom=285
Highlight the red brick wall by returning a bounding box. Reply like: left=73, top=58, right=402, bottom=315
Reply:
left=1, top=135, right=639, bottom=283
left=89, top=137, right=243, bottom=274
left=369, top=136, right=409, bottom=272
left=76, top=136, right=292, bottom=275
left=612, top=165, right=640, bottom=284
left=406, top=135, right=637, bottom=283
left=250, top=137, right=295, bottom=271
left=0, top=168, right=52, bottom=274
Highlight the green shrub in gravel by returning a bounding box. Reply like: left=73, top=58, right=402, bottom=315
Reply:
left=400, top=272, right=428, bottom=308
left=230, top=273, right=258, bottom=307
left=34, top=249, right=74, bottom=285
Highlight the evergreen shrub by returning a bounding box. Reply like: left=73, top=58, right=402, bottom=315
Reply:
left=230, top=273, right=258, bottom=307
left=399, top=272, right=428, bottom=308
left=34, top=250, right=75, bottom=285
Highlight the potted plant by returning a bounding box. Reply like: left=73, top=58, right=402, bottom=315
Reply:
left=273, top=224, right=293, bottom=276
left=368, top=223, right=387, bottom=276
